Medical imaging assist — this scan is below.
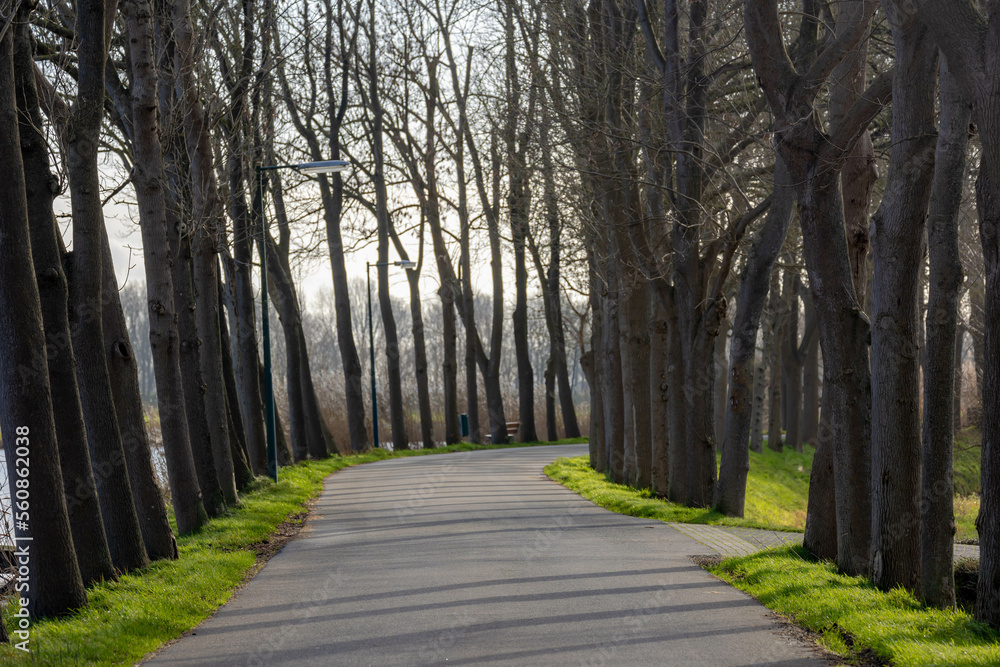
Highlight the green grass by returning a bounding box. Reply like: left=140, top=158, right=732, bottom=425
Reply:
left=545, top=446, right=813, bottom=532
left=0, top=438, right=584, bottom=665
left=955, top=427, right=983, bottom=543
left=547, top=439, right=982, bottom=541
left=710, top=547, right=1000, bottom=666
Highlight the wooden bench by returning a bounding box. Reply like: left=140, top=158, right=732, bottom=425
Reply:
left=506, top=421, right=520, bottom=441
left=482, top=421, right=521, bottom=444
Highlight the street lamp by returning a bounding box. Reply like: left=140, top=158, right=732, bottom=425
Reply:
left=366, top=259, right=416, bottom=449
left=256, top=159, right=350, bottom=481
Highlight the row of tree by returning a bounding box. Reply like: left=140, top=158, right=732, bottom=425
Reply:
left=0, top=0, right=592, bottom=624
left=572, top=0, right=1000, bottom=629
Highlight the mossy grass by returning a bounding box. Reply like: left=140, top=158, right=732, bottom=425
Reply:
left=710, top=546, right=1000, bottom=666
left=0, top=438, right=583, bottom=665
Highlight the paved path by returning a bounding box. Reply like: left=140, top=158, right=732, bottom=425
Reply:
left=148, top=445, right=826, bottom=666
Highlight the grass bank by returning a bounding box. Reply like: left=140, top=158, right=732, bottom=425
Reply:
left=1, top=438, right=584, bottom=665
left=545, top=446, right=813, bottom=532
left=711, top=547, right=1000, bottom=666
left=547, top=437, right=981, bottom=541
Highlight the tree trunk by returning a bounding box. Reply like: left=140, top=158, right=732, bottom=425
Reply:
left=365, top=6, right=409, bottom=451
left=14, top=11, right=118, bottom=583
left=586, top=248, right=606, bottom=471
left=803, top=392, right=838, bottom=560
left=167, top=222, right=225, bottom=517
left=650, top=295, right=670, bottom=497
left=219, top=283, right=256, bottom=487
left=801, top=296, right=821, bottom=446
left=132, top=0, right=209, bottom=535
left=545, top=357, right=557, bottom=442
left=782, top=270, right=803, bottom=452
left=716, top=160, right=794, bottom=515
left=68, top=0, right=149, bottom=573
left=870, top=10, right=937, bottom=593
left=0, top=4, right=88, bottom=614
left=920, top=56, right=968, bottom=609
left=602, top=239, right=626, bottom=481
left=831, top=0, right=877, bottom=309
left=101, top=233, right=177, bottom=561
left=766, top=270, right=783, bottom=452
left=224, top=139, right=268, bottom=474
left=627, top=281, right=652, bottom=488
left=954, top=327, right=964, bottom=432
left=666, top=289, right=688, bottom=504
left=743, top=0, right=880, bottom=575
left=714, top=321, right=729, bottom=455
left=405, top=263, right=435, bottom=449
left=975, top=147, right=1000, bottom=628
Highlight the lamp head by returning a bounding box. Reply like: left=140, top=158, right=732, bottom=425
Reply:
left=296, top=160, right=351, bottom=175
left=396, top=260, right=417, bottom=271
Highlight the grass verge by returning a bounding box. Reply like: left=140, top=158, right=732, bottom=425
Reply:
left=1, top=438, right=584, bottom=665
left=545, top=446, right=813, bottom=532
left=710, top=547, right=1000, bottom=666
left=547, top=441, right=980, bottom=541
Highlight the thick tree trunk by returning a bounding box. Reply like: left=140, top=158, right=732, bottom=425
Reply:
left=831, top=0, right=877, bottom=308
left=766, top=270, right=783, bottom=452
left=602, top=240, right=626, bottom=482
left=803, top=392, right=838, bottom=560
left=15, top=11, right=118, bottom=583
left=921, top=57, right=968, bottom=609
left=744, top=0, right=880, bottom=576
left=405, top=267, right=435, bottom=449
left=168, top=0, right=238, bottom=506
left=716, top=160, right=794, bottom=515
left=69, top=0, right=149, bottom=573
left=168, top=224, right=225, bottom=517
left=132, top=0, right=209, bottom=535
left=650, top=295, right=670, bottom=497
left=870, top=11, right=937, bottom=593
left=440, top=290, right=460, bottom=446
left=666, top=290, right=688, bottom=504
left=511, top=202, right=537, bottom=443
left=101, top=233, right=177, bottom=561
left=782, top=271, right=803, bottom=452
left=975, top=150, right=1000, bottom=628
left=801, top=175, right=874, bottom=578
left=219, top=285, right=255, bottom=486
left=586, top=250, right=607, bottom=471
left=0, top=5, right=88, bottom=614
left=193, top=240, right=237, bottom=503
left=270, top=272, right=309, bottom=461
left=318, top=175, right=369, bottom=452
left=627, top=281, right=652, bottom=488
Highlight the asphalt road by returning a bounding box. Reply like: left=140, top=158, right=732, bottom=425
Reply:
left=148, top=444, right=828, bottom=666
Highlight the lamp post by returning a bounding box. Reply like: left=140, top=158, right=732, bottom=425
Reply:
left=366, top=259, right=416, bottom=449
left=255, top=159, right=350, bottom=481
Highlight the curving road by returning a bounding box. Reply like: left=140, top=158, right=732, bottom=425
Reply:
left=148, top=444, right=828, bottom=666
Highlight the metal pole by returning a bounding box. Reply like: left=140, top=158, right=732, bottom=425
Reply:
left=368, top=263, right=380, bottom=449
left=256, top=166, right=278, bottom=481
